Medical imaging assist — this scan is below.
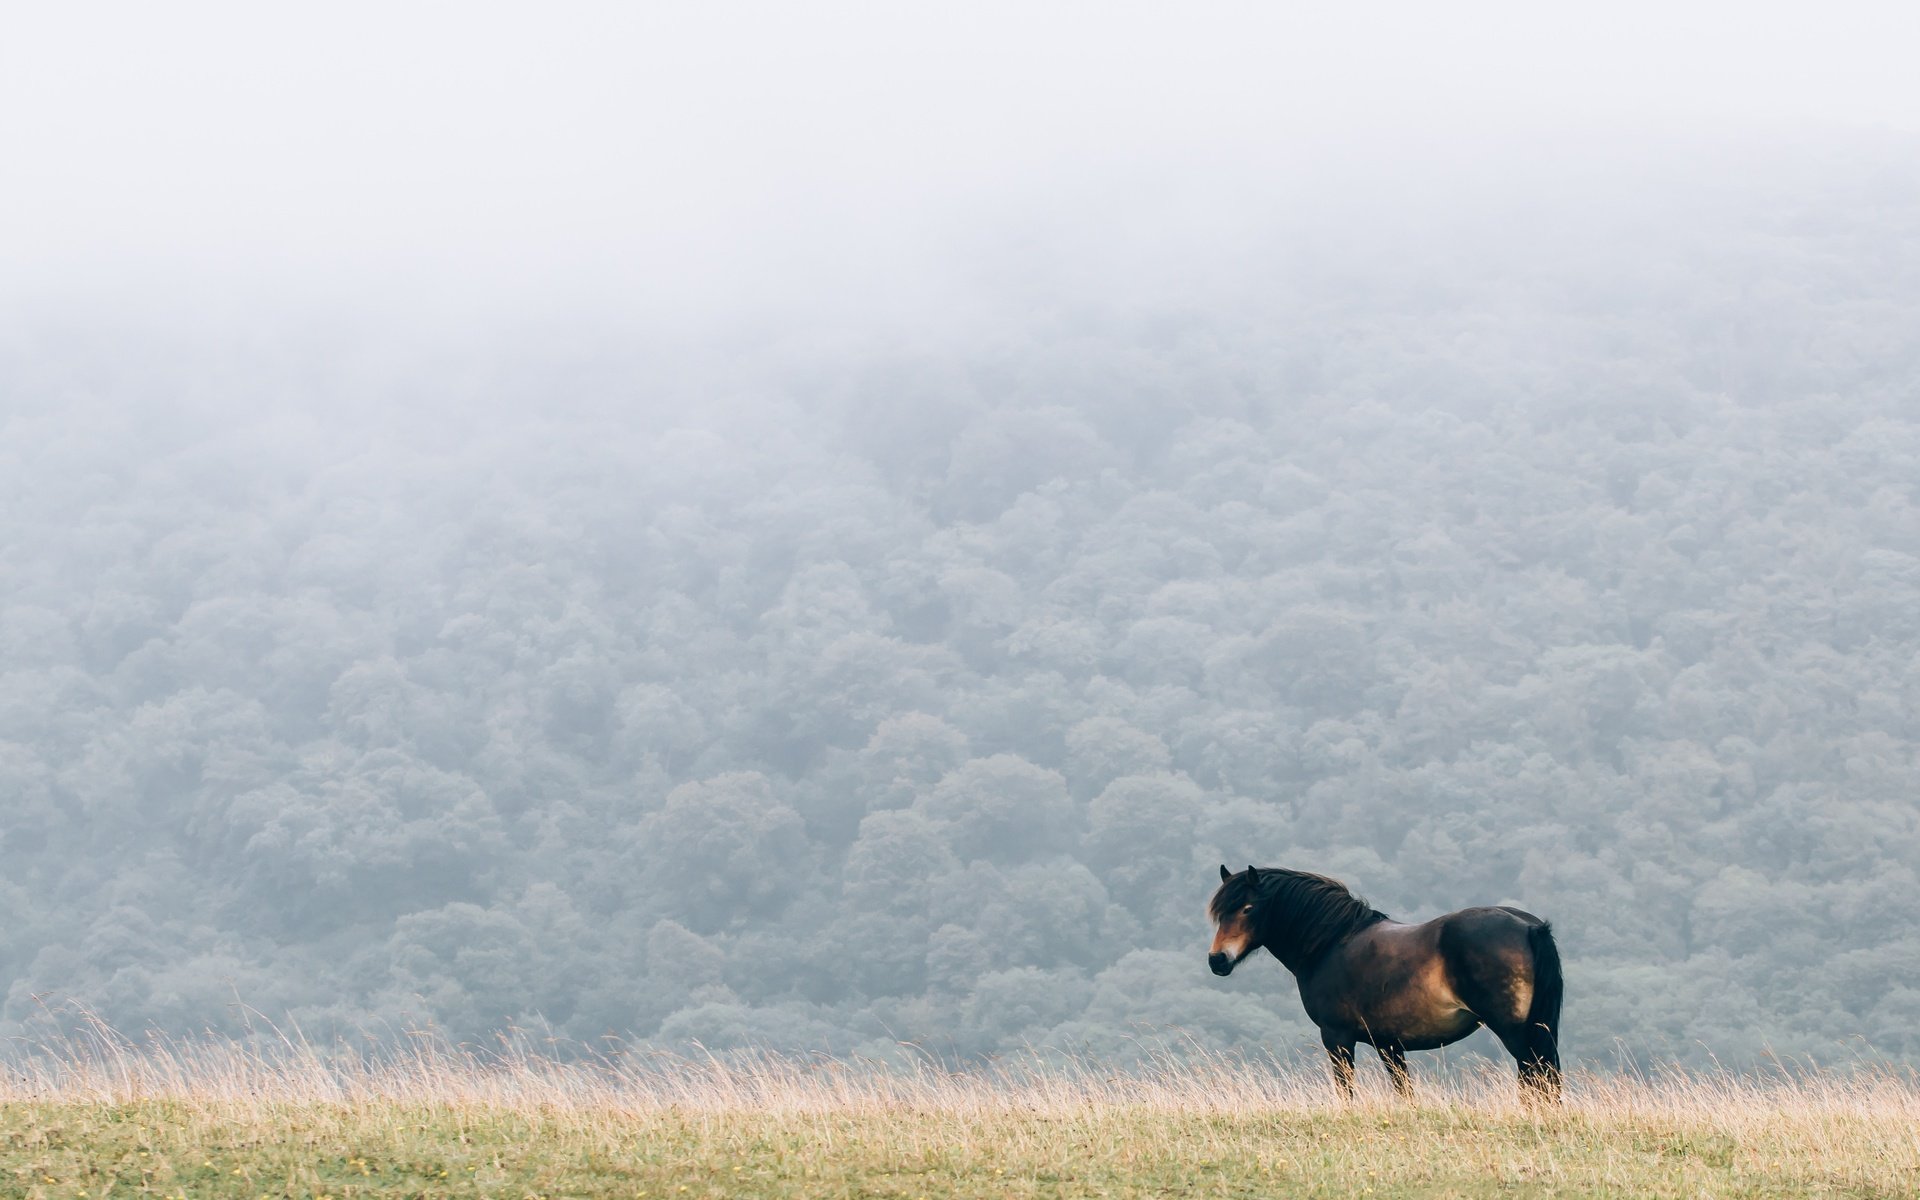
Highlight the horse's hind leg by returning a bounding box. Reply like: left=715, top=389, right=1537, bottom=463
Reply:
left=1489, top=1022, right=1561, bottom=1102
left=1376, top=1044, right=1413, bottom=1098
left=1519, top=1021, right=1561, bottom=1101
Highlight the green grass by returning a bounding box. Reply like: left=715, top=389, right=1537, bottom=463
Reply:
left=3, top=1041, right=1917, bottom=1198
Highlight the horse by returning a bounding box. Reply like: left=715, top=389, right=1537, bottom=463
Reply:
left=1208, top=865, right=1562, bottom=1101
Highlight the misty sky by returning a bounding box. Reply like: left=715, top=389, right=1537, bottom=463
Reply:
left=5, top=2, right=1919, bottom=334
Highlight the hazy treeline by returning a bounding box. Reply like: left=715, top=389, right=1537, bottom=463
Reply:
left=4, top=148, right=1918, bottom=1070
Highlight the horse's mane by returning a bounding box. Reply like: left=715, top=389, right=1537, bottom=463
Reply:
left=1211, top=867, right=1388, bottom=971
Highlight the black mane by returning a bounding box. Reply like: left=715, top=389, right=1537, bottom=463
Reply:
left=1211, top=867, right=1388, bottom=972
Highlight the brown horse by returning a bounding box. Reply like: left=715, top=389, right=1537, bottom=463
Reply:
left=1208, top=865, right=1562, bottom=1100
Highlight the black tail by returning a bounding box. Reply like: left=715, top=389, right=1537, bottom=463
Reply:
left=1524, top=922, right=1563, bottom=1098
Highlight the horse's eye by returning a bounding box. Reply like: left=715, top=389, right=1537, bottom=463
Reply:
left=1242, top=905, right=1254, bottom=915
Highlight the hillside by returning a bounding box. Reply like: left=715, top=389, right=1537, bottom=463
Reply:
left=4, top=145, right=1919, bottom=1068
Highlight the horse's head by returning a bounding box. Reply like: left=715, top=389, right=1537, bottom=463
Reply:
left=1208, top=864, right=1263, bottom=976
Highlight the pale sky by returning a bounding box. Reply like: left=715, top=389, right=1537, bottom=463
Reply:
left=3, top=2, right=1916, bottom=330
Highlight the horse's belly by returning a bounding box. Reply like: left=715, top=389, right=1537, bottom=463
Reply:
left=1391, top=1008, right=1482, bottom=1051
left=1346, top=955, right=1482, bottom=1048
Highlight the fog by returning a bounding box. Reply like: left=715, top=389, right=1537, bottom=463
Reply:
left=8, top=2, right=1919, bottom=328
left=3, top=4, right=1919, bottom=1070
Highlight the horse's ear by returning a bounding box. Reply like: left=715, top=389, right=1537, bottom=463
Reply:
left=1220, top=864, right=1231, bottom=882
left=1247, top=865, right=1256, bottom=876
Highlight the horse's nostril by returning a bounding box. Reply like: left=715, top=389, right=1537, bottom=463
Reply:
left=1209, top=952, right=1232, bottom=976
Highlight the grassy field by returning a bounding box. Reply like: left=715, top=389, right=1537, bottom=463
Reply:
left=3, top=1036, right=1917, bottom=1198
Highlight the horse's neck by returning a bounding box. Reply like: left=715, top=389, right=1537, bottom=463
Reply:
left=1266, top=908, right=1387, bottom=974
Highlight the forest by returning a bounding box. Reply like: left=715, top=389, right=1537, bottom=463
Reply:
left=3, top=143, right=1918, bottom=1074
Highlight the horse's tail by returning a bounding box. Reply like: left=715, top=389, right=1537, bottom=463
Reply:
left=1524, top=921, right=1564, bottom=1097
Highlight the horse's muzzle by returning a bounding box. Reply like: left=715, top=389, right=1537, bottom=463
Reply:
left=1208, top=952, right=1233, bottom=976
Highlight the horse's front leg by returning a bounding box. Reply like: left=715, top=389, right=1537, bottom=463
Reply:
left=1320, top=1029, right=1356, bottom=1100
left=1376, top=1044, right=1412, bottom=1098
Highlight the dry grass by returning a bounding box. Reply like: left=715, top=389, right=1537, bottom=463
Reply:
left=3, top=1025, right=1917, bottom=1198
